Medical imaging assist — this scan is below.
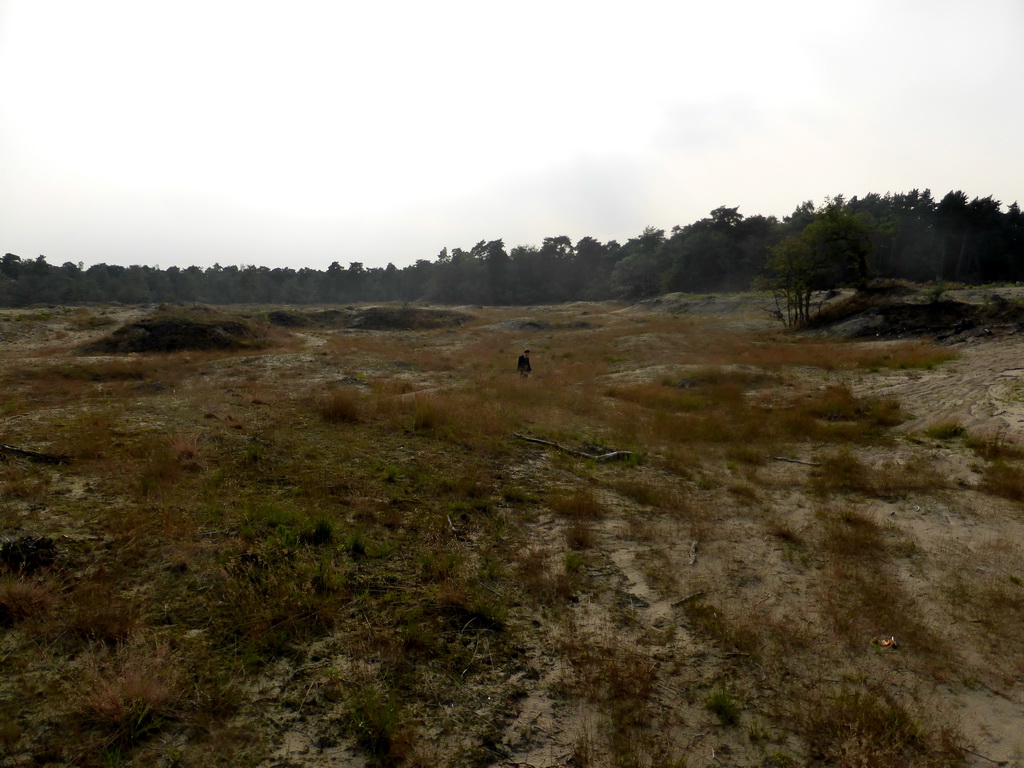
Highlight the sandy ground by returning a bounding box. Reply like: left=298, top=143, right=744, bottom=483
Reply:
left=4, top=297, right=1024, bottom=767
left=854, top=335, right=1024, bottom=437
left=850, top=334, right=1024, bottom=768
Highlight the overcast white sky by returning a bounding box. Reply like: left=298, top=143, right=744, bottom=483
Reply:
left=1, top=1, right=1022, bottom=271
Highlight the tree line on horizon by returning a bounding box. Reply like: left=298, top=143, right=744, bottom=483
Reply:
left=2, top=189, right=1022, bottom=309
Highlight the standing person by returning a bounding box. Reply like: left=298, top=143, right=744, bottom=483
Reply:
left=517, top=349, right=532, bottom=378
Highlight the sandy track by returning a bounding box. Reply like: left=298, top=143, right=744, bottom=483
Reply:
left=853, top=336, right=1024, bottom=439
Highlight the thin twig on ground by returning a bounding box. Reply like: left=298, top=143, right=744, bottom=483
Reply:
left=771, top=455, right=820, bottom=466
left=962, top=747, right=1010, bottom=766
left=672, top=591, right=705, bottom=607
left=512, top=432, right=634, bottom=462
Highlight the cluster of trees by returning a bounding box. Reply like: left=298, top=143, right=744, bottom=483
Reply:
left=2, top=189, right=1022, bottom=309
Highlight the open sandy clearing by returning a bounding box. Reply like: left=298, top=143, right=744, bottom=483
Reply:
left=2, top=297, right=1024, bottom=767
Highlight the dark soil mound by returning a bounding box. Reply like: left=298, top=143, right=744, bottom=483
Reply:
left=84, top=309, right=275, bottom=353
left=264, top=307, right=469, bottom=330
left=265, top=309, right=354, bottom=329
left=265, top=310, right=309, bottom=328
left=493, top=318, right=596, bottom=331
left=809, top=289, right=1024, bottom=340
left=512, top=319, right=552, bottom=331
left=875, top=300, right=989, bottom=338
left=348, top=307, right=473, bottom=330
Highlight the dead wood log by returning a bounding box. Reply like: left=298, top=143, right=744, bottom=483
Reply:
left=512, top=432, right=634, bottom=462
left=0, top=443, right=70, bottom=465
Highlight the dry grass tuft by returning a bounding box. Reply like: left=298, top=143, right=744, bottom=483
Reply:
left=799, top=686, right=961, bottom=767
left=67, top=307, right=117, bottom=330
left=724, top=442, right=769, bottom=465
left=53, top=410, right=119, bottom=461
left=924, top=420, right=966, bottom=440
left=679, top=594, right=764, bottom=658
left=76, top=641, right=182, bottom=746
left=170, top=432, right=203, bottom=470
left=419, top=548, right=461, bottom=583
left=135, top=438, right=186, bottom=497
left=320, top=387, right=364, bottom=423
left=606, top=476, right=672, bottom=508
left=765, top=516, right=805, bottom=547
left=66, top=582, right=142, bottom=645
left=409, top=393, right=451, bottom=433
left=817, top=505, right=887, bottom=561
left=855, top=342, right=957, bottom=371
left=564, top=520, right=597, bottom=550
left=810, top=449, right=873, bottom=495
left=549, top=488, right=607, bottom=520
left=0, top=576, right=55, bottom=626
left=516, top=548, right=575, bottom=604
left=0, top=464, right=53, bottom=499
left=558, top=624, right=659, bottom=723
left=966, top=429, right=1024, bottom=460
left=981, top=459, right=1024, bottom=501
left=695, top=330, right=955, bottom=371
left=801, top=385, right=904, bottom=431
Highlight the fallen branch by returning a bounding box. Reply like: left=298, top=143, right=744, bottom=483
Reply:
left=512, top=432, right=635, bottom=462
left=0, top=443, right=70, bottom=465
left=771, top=455, right=820, bottom=466
left=512, top=432, right=591, bottom=458
left=592, top=450, right=634, bottom=462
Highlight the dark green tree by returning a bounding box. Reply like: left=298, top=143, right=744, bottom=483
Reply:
left=611, top=227, right=666, bottom=299
left=758, top=199, right=875, bottom=326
